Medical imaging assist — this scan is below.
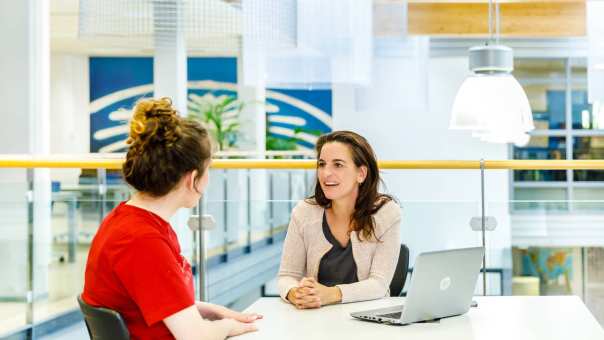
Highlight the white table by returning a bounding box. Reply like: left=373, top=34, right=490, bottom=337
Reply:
left=236, top=296, right=604, bottom=340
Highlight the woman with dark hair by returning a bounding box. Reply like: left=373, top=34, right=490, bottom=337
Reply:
left=82, top=98, right=260, bottom=339
left=278, top=131, right=401, bottom=309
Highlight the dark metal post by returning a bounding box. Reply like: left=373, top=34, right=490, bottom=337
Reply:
left=26, top=169, right=35, bottom=338
left=198, top=197, right=207, bottom=301
left=67, top=195, right=77, bottom=263
left=97, top=168, right=107, bottom=221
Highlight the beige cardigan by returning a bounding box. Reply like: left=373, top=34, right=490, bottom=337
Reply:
left=277, top=200, right=402, bottom=304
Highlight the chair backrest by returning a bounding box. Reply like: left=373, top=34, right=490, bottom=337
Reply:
left=389, top=244, right=410, bottom=297
left=77, top=295, right=130, bottom=340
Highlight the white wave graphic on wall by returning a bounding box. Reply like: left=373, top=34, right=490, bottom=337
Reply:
left=268, top=115, right=306, bottom=126
left=109, top=109, right=132, bottom=121
left=266, top=102, right=280, bottom=113
left=90, top=84, right=153, bottom=153
left=90, top=84, right=154, bottom=113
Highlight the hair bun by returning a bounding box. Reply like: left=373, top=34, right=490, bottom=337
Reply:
left=127, top=97, right=182, bottom=152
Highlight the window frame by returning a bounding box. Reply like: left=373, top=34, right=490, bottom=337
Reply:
left=512, top=57, right=604, bottom=213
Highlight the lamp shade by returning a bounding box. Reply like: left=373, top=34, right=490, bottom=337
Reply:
left=450, top=73, right=534, bottom=144
left=472, top=130, right=531, bottom=147
left=449, top=44, right=534, bottom=145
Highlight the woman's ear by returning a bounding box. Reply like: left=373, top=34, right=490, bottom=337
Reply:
left=358, top=165, right=368, bottom=184
left=187, top=170, right=198, bottom=191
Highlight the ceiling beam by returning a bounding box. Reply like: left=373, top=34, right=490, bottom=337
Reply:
left=408, top=1, right=585, bottom=37
left=375, top=1, right=586, bottom=37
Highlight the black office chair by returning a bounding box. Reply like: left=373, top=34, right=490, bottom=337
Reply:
left=389, top=244, right=410, bottom=297
left=77, top=295, right=130, bottom=340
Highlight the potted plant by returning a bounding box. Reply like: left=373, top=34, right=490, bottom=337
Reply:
left=187, top=92, right=244, bottom=151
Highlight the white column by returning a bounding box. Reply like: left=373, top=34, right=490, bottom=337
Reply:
left=238, top=49, right=267, bottom=155
left=50, top=54, right=90, bottom=185
left=152, top=1, right=193, bottom=257
left=153, top=1, right=188, bottom=114
left=238, top=50, right=269, bottom=243
left=0, top=0, right=51, bottom=303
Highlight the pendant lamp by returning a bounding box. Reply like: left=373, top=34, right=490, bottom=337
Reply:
left=449, top=2, right=534, bottom=146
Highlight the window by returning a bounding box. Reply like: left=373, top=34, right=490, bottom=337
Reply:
left=512, top=58, right=604, bottom=212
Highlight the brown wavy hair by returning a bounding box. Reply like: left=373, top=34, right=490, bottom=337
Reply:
left=306, top=131, right=395, bottom=242
left=122, top=97, right=212, bottom=197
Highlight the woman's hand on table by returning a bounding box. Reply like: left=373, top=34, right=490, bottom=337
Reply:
left=196, top=302, right=263, bottom=323
left=287, top=277, right=342, bottom=309
left=287, top=281, right=321, bottom=309
left=224, top=319, right=259, bottom=337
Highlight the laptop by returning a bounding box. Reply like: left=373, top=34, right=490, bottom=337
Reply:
left=351, top=246, right=484, bottom=325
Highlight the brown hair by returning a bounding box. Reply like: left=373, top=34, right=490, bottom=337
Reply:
left=122, top=97, right=212, bottom=197
left=306, top=130, right=395, bottom=242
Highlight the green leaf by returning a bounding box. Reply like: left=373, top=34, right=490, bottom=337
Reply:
left=186, top=92, right=248, bottom=150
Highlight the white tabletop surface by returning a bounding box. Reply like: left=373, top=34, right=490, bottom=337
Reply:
left=235, top=296, right=604, bottom=340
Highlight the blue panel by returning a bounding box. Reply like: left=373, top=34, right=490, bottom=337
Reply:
left=187, top=57, right=237, bottom=82
left=89, top=57, right=154, bottom=152
left=275, top=89, right=332, bottom=116
left=89, top=57, right=153, bottom=101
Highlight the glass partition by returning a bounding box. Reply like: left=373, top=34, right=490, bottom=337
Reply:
left=2, top=163, right=604, bottom=337
left=0, top=195, right=28, bottom=335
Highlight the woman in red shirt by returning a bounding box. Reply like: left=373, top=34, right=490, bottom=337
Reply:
left=82, top=98, right=260, bottom=339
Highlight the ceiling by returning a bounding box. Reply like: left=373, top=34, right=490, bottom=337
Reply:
left=49, top=0, right=587, bottom=56
left=51, top=0, right=82, bottom=53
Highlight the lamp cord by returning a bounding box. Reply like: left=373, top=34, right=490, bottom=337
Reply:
left=488, top=0, right=492, bottom=43
left=496, top=2, right=500, bottom=44
left=488, top=0, right=501, bottom=45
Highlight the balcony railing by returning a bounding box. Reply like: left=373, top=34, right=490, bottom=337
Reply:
left=1, top=155, right=604, bottom=337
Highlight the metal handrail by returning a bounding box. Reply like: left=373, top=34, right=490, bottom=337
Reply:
left=1, top=155, right=604, bottom=170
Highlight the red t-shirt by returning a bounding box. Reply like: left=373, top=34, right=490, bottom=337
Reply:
left=82, top=202, right=195, bottom=340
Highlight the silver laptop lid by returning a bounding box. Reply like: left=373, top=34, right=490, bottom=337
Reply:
left=401, top=246, right=484, bottom=324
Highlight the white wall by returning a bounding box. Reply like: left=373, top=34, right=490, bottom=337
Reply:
left=50, top=54, right=89, bottom=155
left=50, top=54, right=90, bottom=185
left=333, top=55, right=512, bottom=294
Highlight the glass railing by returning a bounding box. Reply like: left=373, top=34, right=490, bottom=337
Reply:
left=1, top=157, right=604, bottom=337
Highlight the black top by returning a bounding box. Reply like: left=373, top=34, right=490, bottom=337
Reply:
left=317, top=213, right=359, bottom=287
